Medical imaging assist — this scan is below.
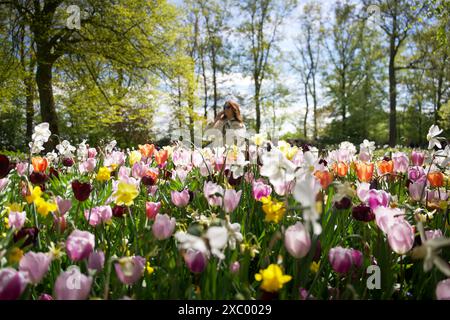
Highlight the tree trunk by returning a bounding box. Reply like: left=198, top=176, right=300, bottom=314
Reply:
left=211, top=44, right=218, bottom=118
left=388, top=40, right=397, bottom=147
left=36, top=61, right=59, bottom=146
left=25, top=59, right=35, bottom=143
left=303, top=82, right=309, bottom=139
left=255, top=80, right=261, bottom=133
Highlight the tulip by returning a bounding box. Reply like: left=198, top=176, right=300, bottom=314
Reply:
left=377, top=159, right=393, bottom=175
left=66, top=230, right=95, bottom=262
left=88, top=251, right=105, bottom=272
left=203, top=181, right=224, bottom=207
left=145, top=201, right=161, bottom=219
left=355, top=162, right=374, bottom=182
left=39, top=293, right=53, bottom=300
left=0, top=177, right=9, bottom=192
left=84, top=206, right=112, bottom=226
left=366, top=189, right=390, bottom=210
left=88, top=148, right=97, bottom=158
left=31, top=157, right=48, bottom=173
left=408, top=166, right=425, bottom=182
left=392, top=152, right=409, bottom=173
left=284, top=222, right=311, bottom=259
left=54, top=266, right=92, bottom=300
left=152, top=214, right=176, bottom=240
left=387, top=220, right=414, bottom=255
left=328, top=247, right=353, bottom=274
left=171, top=189, right=190, bottom=207
left=56, top=196, right=72, bottom=215
left=29, top=172, right=48, bottom=185
left=436, top=279, right=450, bottom=300
left=314, top=170, right=333, bottom=189
left=411, top=150, right=425, bottom=166
left=71, top=180, right=92, bottom=202
left=183, top=249, right=207, bottom=273
left=352, top=204, right=375, bottom=222
left=80, top=158, right=96, bottom=173
left=8, top=211, right=26, bottom=230
left=427, top=172, right=444, bottom=188
left=333, top=162, right=349, bottom=177
left=155, top=149, right=168, bottom=166
left=334, top=197, right=352, bottom=210
left=425, top=229, right=443, bottom=240
left=223, top=189, right=242, bottom=213
left=0, top=154, right=10, bottom=178
left=252, top=180, right=272, bottom=200
left=230, top=261, right=240, bottom=274
left=114, top=256, right=146, bottom=285
left=16, top=162, right=30, bottom=176
left=426, top=188, right=449, bottom=202
left=409, top=181, right=426, bottom=202
left=138, top=143, right=155, bottom=158
left=13, top=227, right=39, bottom=248
left=350, top=249, right=363, bottom=269
left=0, top=268, right=28, bottom=300
left=62, top=157, right=74, bottom=167
left=112, top=205, right=126, bottom=218
left=359, top=151, right=371, bottom=162
left=19, top=251, right=52, bottom=284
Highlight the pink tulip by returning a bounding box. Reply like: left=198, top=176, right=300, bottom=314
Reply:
left=411, top=150, right=425, bottom=166
left=230, top=261, right=240, bottom=274
left=66, top=230, right=95, bottom=262
left=19, top=251, right=52, bottom=284
left=171, top=189, right=190, bottom=207
left=80, top=158, right=96, bottom=173
left=152, top=214, right=176, bottom=240
left=88, top=148, right=97, bottom=158
left=183, top=249, right=207, bottom=273
left=54, top=266, right=92, bottom=300
left=408, top=166, right=425, bottom=182
left=392, top=152, right=409, bottom=173
left=359, top=151, right=371, bottom=162
left=16, top=162, right=30, bottom=176
left=56, top=196, right=72, bottom=215
left=145, top=201, right=161, bottom=219
left=88, top=251, right=105, bottom=272
left=387, top=220, right=414, bottom=255
left=114, top=256, right=145, bottom=285
left=84, top=206, right=112, bottom=226
left=223, top=189, right=242, bottom=213
left=0, top=268, right=28, bottom=300
left=0, top=178, right=9, bottom=192
left=252, top=180, right=272, bottom=200
left=328, top=246, right=353, bottom=274
left=350, top=249, right=363, bottom=269
left=132, top=162, right=146, bottom=179
left=203, top=181, right=224, bottom=207
left=8, top=211, right=26, bottom=230
left=436, top=279, right=450, bottom=300
left=409, top=181, right=426, bottom=202
left=366, top=189, right=390, bottom=210
left=374, top=207, right=404, bottom=234
left=425, top=229, right=443, bottom=240
left=39, top=293, right=53, bottom=300
left=284, top=222, right=311, bottom=259
left=427, top=189, right=449, bottom=202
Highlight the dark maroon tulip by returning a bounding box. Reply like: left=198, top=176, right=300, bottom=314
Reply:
left=224, top=169, right=242, bottom=187
left=334, top=197, right=352, bottom=210
left=318, top=159, right=328, bottom=166
left=352, top=204, right=375, bottom=222
left=71, top=180, right=92, bottom=202
left=188, top=190, right=195, bottom=202
left=0, top=154, right=10, bottom=178
left=49, top=167, right=60, bottom=179
left=62, top=157, right=74, bottom=167
left=141, top=175, right=156, bottom=186
left=29, top=172, right=48, bottom=185
left=112, top=205, right=126, bottom=218
left=13, top=227, right=39, bottom=248
left=301, top=144, right=310, bottom=152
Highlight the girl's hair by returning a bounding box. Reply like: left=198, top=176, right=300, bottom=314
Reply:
left=224, top=100, right=243, bottom=123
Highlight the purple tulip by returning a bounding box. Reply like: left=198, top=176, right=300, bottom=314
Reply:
left=411, top=150, right=425, bottom=166
left=328, top=246, right=353, bottom=274
left=152, top=214, right=176, bottom=240
left=171, top=189, right=190, bottom=207
left=19, top=251, right=52, bottom=284
left=374, top=207, right=404, bottom=234
left=112, top=205, right=126, bottom=218
left=183, top=249, right=207, bottom=273
left=0, top=268, right=28, bottom=300
left=366, top=189, right=390, bottom=210
left=39, top=293, right=53, bottom=300
left=392, top=152, right=409, bottom=173
left=56, top=196, right=72, bottom=215
left=436, top=279, right=450, bottom=300
left=284, top=222, right=311, bottom=259
left=223, top=189, right=242, bottom=213
left=350, top=249, right=363, bottom=269
left=66, top=230, right=95, bottom=262
left=408, top=166, right=425, bottom=182
left=88, top=251, right=105, bottom=272
left=230, top=261, right=240, bottom=274
left=54, top=266, right=92, bottom=300
left=62, top=157, right=74, bottom=167
left=387, top=220, right=414, bottom=255
left=8, top=210, right=26, bottom=230
left=114, top=256, right=146, bottom=285
left=252, top=180, right=272, bottom=200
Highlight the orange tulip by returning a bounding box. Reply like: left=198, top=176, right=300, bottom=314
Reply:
left=138, top=144, right=155, bottom=158
left=314, top=170, right=333, bottom=189
left=332, top=162, right=349, bottom=177
left=355, top=161, right=374, bottom=182
left=378, top=160, right=394, bottom=175
left=155, top=149, right=168, bottom=166
left=31, top=157, right=48, bottom=173
left=427, top=172, right=444, bottom=187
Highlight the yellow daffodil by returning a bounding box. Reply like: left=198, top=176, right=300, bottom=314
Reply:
left=252, top=133, right=265, bottom=146
left=48, top=242, right=65, bottom=260
left=129, top=150, right=142, bottom=166
left=146, top=261, right=154, bottom=275
left=5, top=203, right=24, bottom=213
left=4, top=217, right=9, bottom=227
left=35, top=197, right=57, bottom=217
left=278, top=141, right=298, bottom=160
left=96, top=167, right=111, bottom=182
left=260, top=196, right=286, bottom=223
left=310, top=261, right=320, bottom=273
left=26, top=185, right=43, bottom=204
left=113, top=181, right=139, bottom=206
left=255, top=264, right=292, bottom=293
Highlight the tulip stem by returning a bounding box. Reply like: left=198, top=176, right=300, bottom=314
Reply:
left=103, top=257, right=114, bottom=300
left=32, top=203, right=41, bottom=250
left=127, top=207, right=139, bottom=254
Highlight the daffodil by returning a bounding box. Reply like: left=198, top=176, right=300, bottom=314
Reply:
left=8, top=247, right=23, bottom=264
left=96, top=166, right=111, bottom=182
left=35, top=197, right=57, bottom=217
left=26, top=185, right=43, bottom=204
left=5, top=203, right=24, bottom=213
left=128, top=150, right=142, bottom=166
left=146, top=261, right=154, bottom=275
left=260, top=196, right=286, bottom=223
left=113, top=181, right=139, bottom=206
left=255, top=264, right=292, bottom=293
left=252, top=133, right=265, bottom=146
left=310, top=261, right=320, bottom=273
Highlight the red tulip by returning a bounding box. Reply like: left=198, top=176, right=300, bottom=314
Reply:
left=71, top=180, right=92, bottom=202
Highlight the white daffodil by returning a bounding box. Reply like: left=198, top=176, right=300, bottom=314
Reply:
left=434, top=145, right=450, bottom=168
left=56, top=140, right=76, bottom=158
left=333, top=181, right=356, bottom=203
left=411, top=222, right=450, bottom=277
left=31, top=122, right=51, bottom=144
left=427, top=125, right=443, bottom=150
left=224, top=219, right=243, bottom=250
left=205, top=226, right=228, bottom=260
left=260, top=149, right=297, bottom=187
left=292, top=173, right=322, bottom=235
left=174, top=231, right=209, bottom=257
